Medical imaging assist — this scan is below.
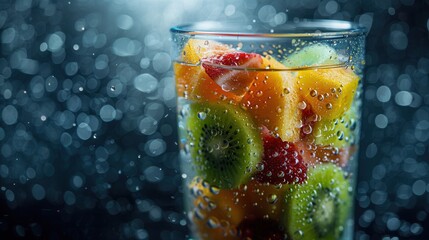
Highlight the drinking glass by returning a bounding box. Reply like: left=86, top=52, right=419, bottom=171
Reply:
left=171, top=20, right=365, bottom=240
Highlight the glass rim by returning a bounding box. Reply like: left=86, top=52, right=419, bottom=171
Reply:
left=170, top=19, right=366, bottom=38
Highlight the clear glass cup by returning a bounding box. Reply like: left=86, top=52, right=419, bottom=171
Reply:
left=171, top=20, right=365, bottom=240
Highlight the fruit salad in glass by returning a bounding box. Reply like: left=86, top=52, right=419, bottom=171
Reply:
left=171, top=21, right=365, bottom=240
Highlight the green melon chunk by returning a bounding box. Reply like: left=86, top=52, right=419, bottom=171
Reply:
left=283, top=44, right=340, bottom=68
left=311, top=106, right=358, bottom=148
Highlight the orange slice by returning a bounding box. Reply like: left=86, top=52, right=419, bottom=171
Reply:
left=241, top=56, right=301, bottom=142
left=241, top=180, right=288, bottom=220
left=189, top=177, right=243, bottom=240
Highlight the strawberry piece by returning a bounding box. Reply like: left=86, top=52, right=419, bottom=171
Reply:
left=237, top=218, right=284, bottom=240
left=201, top=52, right=264, bottom=96
left=255, top=132, right=307, bottom=185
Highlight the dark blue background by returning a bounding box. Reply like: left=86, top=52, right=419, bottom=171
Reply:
left=0, top=0, right=428, bottom=239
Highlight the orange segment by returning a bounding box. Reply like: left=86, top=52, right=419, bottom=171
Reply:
left=174, top=39, right=239, bottom=102
left=297, top=68, right=359, bottom=120
left=189, top=177, right=243, bottom=240
left=241, top=56, right=301, bottom=142
left=188, top=177, right=289, bottom=239
left=241, top=180, right=288, bottom=220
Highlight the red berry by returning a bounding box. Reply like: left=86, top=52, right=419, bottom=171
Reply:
left=201, top=52, right=264, bottom=96
left=255, top=133, right=307, bottom=185
left=237, top=218, right=284, bottom=240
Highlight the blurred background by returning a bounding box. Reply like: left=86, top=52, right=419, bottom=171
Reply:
left=0, top=0, right=428, bottom=239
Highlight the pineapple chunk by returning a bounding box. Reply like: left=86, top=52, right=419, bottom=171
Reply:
left=297, top=68, right=359, bottom=120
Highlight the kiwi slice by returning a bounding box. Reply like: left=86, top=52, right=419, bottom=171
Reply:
left=285, top=163, right=351, bottom=240
left=187, top=102, right=262, bottom=189
left=283, top=43, right=340, bottom=68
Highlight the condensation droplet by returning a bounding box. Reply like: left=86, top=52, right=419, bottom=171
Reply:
left=267, top=194, right=278, bottom=204
left=197, top=112, right=206, bottom=120
left=283, top=87, right=290, bottom=95
left=302, top=125, right=312, bottom=135
left=298, top=101, right=307, bottom=110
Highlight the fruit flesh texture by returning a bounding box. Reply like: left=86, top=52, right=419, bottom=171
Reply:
left=285, top=164, right=351, bottom=240
left=176, top=39, right=302, bottom=142
left=310, top=105, right=358, bottom=148
left=189, top=177, right=244, bottom=240
left=175, top=40, right=359, bottom=239
left=189, top=178, right=288, bottom=240
left=296, top=141, right=356, bottom=168
left=255, top=133, right=308, bottom=185
left=241, top=56, right=301, bottom=142
left=187, top=102, right=262, bottom=189
left=283, top=44, right=340, bottom=68
left=297, top=68, right=359, bottom=120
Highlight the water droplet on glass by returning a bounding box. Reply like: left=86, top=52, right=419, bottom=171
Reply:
left=298, top=101, right=307, bottom=110
left=283, top=87, right=290, bottom=95
left=210, top=186, right=220, bottom=195
left=256, top=162, right=264, bottom=171
left=267, top=194, right=278, bottom=204
left=295, top=230, right=304, bottom=237
left=302, top=125, right=312, bottom=135
left=221, top=140, right=229, bottom=149
left=221, top=83, right=232, bottom=92
left=197, top=112, right=206, bottom=120
left=208, top=201, right=216, bottom=210
left=337, top=131, right=344, bottom=140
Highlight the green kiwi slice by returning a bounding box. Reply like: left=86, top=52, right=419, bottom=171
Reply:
left=285, top=163, right=351, bottom=240
left=187, top=102, right=262, bottom=189
left=283, top=43, right=340, bottom=68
